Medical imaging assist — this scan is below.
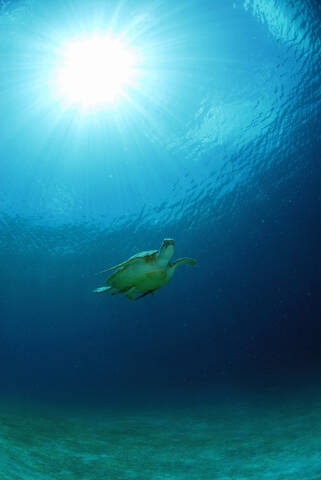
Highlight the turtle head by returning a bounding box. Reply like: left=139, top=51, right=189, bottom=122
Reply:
left=158, top=238, right=175, bottom=266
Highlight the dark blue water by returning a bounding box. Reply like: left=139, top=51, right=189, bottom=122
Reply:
left=0, top=0, right=320, bottom=477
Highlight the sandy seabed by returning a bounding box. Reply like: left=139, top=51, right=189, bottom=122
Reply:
left=1, top=391, right=320, bottom=479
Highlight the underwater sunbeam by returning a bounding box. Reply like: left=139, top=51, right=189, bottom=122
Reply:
left=55, top=35, right=138, bottom=108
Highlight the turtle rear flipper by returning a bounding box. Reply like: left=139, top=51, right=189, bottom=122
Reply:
left=135, top=290, right=157, bottom=300
left=93, top=286, right=112, bottom=294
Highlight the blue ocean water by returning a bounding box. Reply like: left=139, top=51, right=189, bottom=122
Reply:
left=0, top=0, right=320, bottom=478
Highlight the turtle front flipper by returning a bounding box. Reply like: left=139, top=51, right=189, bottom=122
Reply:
left=97, top=264, right=125, bottom=275
left=125, top=287, right=138, bottom=301
left=171, top=257, right=197, bottom=268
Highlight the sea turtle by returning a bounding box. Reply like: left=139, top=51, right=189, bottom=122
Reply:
left=93, top=238, right=197, bottom=300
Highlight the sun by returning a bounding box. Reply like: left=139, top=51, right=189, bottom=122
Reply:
left=56, top=35, right=138, bottom=108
